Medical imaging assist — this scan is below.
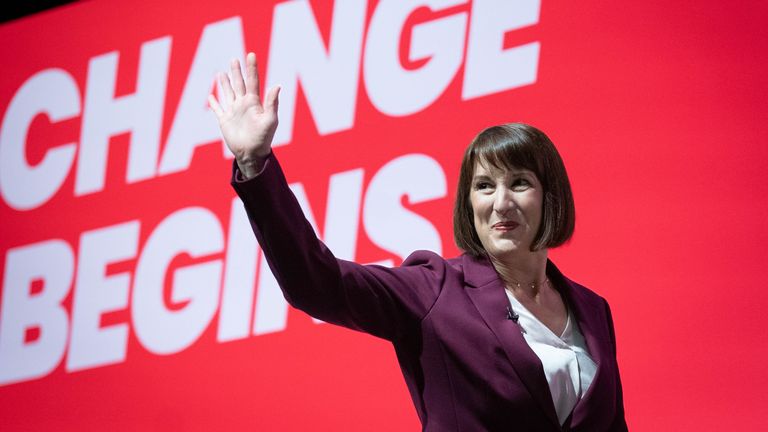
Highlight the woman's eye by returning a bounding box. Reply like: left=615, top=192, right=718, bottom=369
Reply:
left=475, top=182, right=491, bottom=190
left=511, top=179, right=531, bottom=190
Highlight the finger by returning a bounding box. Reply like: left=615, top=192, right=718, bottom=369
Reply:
left=265, top=86, right=281, bottom=114
left=208, top=94, right=224, bottom=118
left=218, top=72, right=235, bottom=105
left=230, top=58, right=246, bottom=96
left=245, top=52, right=261, bottom=101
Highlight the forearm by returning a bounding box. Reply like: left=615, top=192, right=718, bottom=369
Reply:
left=231, top=154, right=344, bottom=317
left=229, top=153, right=443, bottom=340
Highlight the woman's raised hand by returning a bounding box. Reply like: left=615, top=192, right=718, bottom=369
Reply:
left=209, top=52, right=280, bottom=179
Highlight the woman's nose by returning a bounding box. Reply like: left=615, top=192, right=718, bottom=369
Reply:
left=493, top=187, right=514, bottom=214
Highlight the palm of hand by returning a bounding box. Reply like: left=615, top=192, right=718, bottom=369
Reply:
left=219, top=93, right=276, bottom=159
left=209, top=53, right=280, bottom=162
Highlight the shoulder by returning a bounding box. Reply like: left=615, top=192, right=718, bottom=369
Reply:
left=400, top=250, right=466, bottom=275
left=565, top=277, right=607, bottom=308
left=548, top=260, right=608, bottom=309
left=398, top=251, right=498, bottom=293
left=381, top=250, right=467, bottom=293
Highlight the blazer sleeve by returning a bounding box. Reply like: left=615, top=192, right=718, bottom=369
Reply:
left=230, top=153, right=445, bottom=342
left=604, top=299, right=629, bottom=431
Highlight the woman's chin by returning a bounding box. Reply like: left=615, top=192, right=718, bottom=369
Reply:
left=486, top=241, right=529, bottom=260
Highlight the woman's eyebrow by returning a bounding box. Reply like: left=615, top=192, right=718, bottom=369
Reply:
left=474, top=171, right=531, bottom=179
left=508, top=169, right=535, bottom=177
left=471, top=174, right=492, bottom=180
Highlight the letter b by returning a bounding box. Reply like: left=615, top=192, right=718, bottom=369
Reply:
left=0, top=240, right=73, bottom=386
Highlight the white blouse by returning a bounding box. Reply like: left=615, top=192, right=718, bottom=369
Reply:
left=505, top=291, right=597, bottom=425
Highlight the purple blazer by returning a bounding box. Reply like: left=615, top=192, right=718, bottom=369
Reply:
left=232, top=154, right=627, bottom=431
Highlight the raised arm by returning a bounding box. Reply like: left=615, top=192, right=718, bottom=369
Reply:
left=208, top=52, right=280, bottom=179
left=210, top=53, right=445, bottom=342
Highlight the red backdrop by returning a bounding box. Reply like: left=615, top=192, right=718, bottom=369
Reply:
left=1, top=1, right=767, bottom=430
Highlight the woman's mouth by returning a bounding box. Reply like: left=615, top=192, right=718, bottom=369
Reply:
left=492, top=221, right=519, bottom=231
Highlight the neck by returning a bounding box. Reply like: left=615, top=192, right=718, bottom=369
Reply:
left=489, top=248, right=549, bottom=297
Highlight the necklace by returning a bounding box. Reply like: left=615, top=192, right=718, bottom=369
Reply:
left=504, top=278, right=549, bottom=326
left=506, top=277, right=550, bottom=295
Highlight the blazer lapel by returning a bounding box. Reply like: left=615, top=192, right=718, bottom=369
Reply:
left=462, top=254, right=561, bottom=429
left=547, top=262, right=613, bottom=429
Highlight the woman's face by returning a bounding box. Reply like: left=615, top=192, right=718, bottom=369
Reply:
left=469, top=159, right=544, bottom=260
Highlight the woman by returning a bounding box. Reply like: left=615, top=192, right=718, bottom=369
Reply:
left=209, top=53, right=627, bottom=431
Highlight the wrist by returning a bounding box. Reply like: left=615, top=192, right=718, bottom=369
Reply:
left=236, top=151, right=270, bottom=180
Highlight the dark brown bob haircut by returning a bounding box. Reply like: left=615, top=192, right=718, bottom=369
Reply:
left=453, top=123, right=575, bottom=256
